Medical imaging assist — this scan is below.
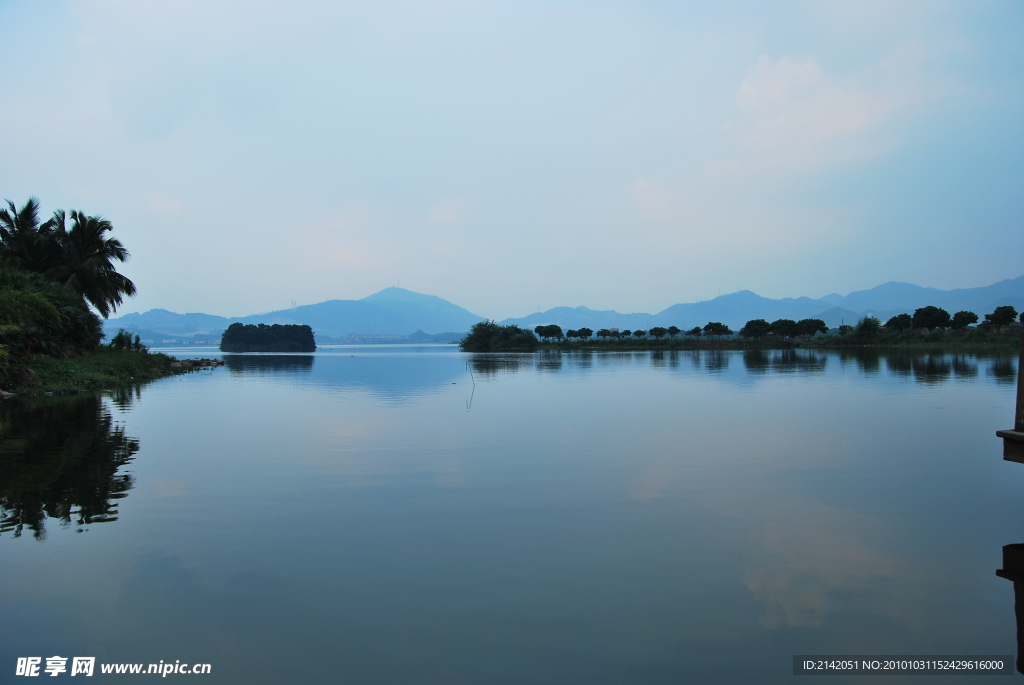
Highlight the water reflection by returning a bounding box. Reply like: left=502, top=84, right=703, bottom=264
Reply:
left=744, top=498, right=917, bottom=630
left=464, top=348, right=1012, bottom=388
left=110, top=384, right=144, bottom=411
left=567, top=351, right=594, bottom=370
left=703, top=350, right=729, bottom=372
left=0, top=397, right=139, bottom=540
left=744, top=349, right=828, bottom=375
left=470, top=354, right=533, bottom=376
left=951, top=354, right=979, bottom=379
left=535, top=351, right=562, bottom=373
left=225, top=354, right=315, bottom=374
left=839, top=349, right=881, bottom=374
left=991, top=358, right=1018, bottom=385
left=2, top=344, right=1021, bottom=681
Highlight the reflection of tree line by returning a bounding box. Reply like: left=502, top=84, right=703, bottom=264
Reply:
left=872, top=351, right=1013, bottom=384
left=465, top=349, right=1016, bottom=385
left=743, top=349, right=827, bottom=374
left=223, top=355, right=314, bottom=374
left=0, top=396, right=138, bottom=540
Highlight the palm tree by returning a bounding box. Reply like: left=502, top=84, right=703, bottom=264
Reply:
left=0, top=197, right=59, bottom=273
left=45, top=210, right=137, bottom=317
left=2, top=198, right=137, bottom=318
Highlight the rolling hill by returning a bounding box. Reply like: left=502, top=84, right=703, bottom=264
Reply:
left=106, top=275, right=1024, bottom=343
left=105, top=287, right=485, bottom=342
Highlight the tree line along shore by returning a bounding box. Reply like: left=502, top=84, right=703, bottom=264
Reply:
left=460, top=305, right=1024, bottom=352
left=0, top=197, right=212, bottom=396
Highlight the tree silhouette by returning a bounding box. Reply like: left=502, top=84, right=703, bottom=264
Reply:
left=912, top=306, right=951, bottom=330
left=0, top=199, right=137, bottom=318
left=43, top=211, right=137, bottom=318
left=951, top=311, right=978, bottom=330
left=534, top=324, right=563, bottom=341
left=769, top=319, right=798, bottom=338
left=703, top=322, right=732, bottom=337
left=885, top=313, right=913, bottom=332
left=796, top=319, right=828, bottom=337
left=985, top=306, right=1018, bottom=329
left=0, top=397, right=139, bottom=540
left=739, top=319, right=771, bottom=339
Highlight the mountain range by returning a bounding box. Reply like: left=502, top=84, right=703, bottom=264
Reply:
left=105, top=275, right=1024, bottom=343
left=501, top=276, right=1024, bottom=331
left=105, top=287, right=483, bottom=343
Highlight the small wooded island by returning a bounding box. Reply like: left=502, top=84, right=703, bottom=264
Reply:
left=220, top=323, right=316, bottom=352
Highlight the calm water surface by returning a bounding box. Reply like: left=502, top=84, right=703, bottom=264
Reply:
left=2, top=346, right=1022, bottom=683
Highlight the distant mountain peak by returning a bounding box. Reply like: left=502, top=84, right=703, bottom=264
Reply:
left=359, top=287, right=469, bottom=310
left=361, top=286, right=423, bottom=302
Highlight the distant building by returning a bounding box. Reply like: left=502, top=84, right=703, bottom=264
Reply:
left=341, top=334, right=409, bottom=344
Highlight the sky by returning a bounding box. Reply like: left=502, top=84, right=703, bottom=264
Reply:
left=1, top=1, right=1022, bottom=320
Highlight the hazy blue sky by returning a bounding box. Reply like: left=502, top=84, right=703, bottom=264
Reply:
left=1, top=1, right=1021, bottom=319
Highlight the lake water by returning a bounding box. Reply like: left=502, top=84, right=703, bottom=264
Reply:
left=2, top=346, right=1023, bottom=683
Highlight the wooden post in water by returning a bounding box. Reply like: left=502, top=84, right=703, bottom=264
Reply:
left=1017, top=332, right=1024, bottom=432
left=997, top=543, right=1024, bottom=674
left=997, top=333, right=1024, bottom=463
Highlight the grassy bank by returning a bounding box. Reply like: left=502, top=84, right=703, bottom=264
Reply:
left=3, top=349, right=216, bottom=397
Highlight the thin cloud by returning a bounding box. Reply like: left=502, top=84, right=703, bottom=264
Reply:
left=724, top=54, right=896, bottom=172
left=626, top=177, right=674, bottom=222
left=428, top=197, right=467, bottom=224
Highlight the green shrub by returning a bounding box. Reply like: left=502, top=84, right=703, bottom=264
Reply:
left=108, top=328, right=147, bottom=352
left=460, top=321, right=538, bottom=351
left=0, top=268, right=102, bottom=359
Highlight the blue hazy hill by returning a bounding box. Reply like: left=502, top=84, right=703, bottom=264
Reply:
left=107, top=276, right=1024, bottom=341
left=499, top=292, right=833, bottom=331
left=825, top=275, right=1024, bottom=314
left=105, top=288, right=485, bottom=340
left=500, top=277, right=1024, bottom=330
left=655, top=291, right=831, bottom=329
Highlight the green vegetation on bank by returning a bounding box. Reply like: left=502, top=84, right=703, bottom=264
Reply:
left=801, top=305, right=1021, bottom=348
left=460, top=321, right=538, bottom=351
left=18, top=347, right=182, bottom=396
left=461, top=305, right=1023, bottom=352
left=220, top=323, right=316, bottom=352
left=0, top=268, right=103, bottom=359
left=804, top=319, right=1021, bottom=349
left=0, top=196, right=191, bottom=395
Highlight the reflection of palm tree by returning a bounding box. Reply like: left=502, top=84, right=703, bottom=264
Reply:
left=43, top=210, right=137, bottom=317
left=0, top=396, right=139, bottom=539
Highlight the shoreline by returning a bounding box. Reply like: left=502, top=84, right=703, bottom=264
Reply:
left=2, top=349, right=223, bottom=398
left=529, top=336, right=1021, bottom=353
